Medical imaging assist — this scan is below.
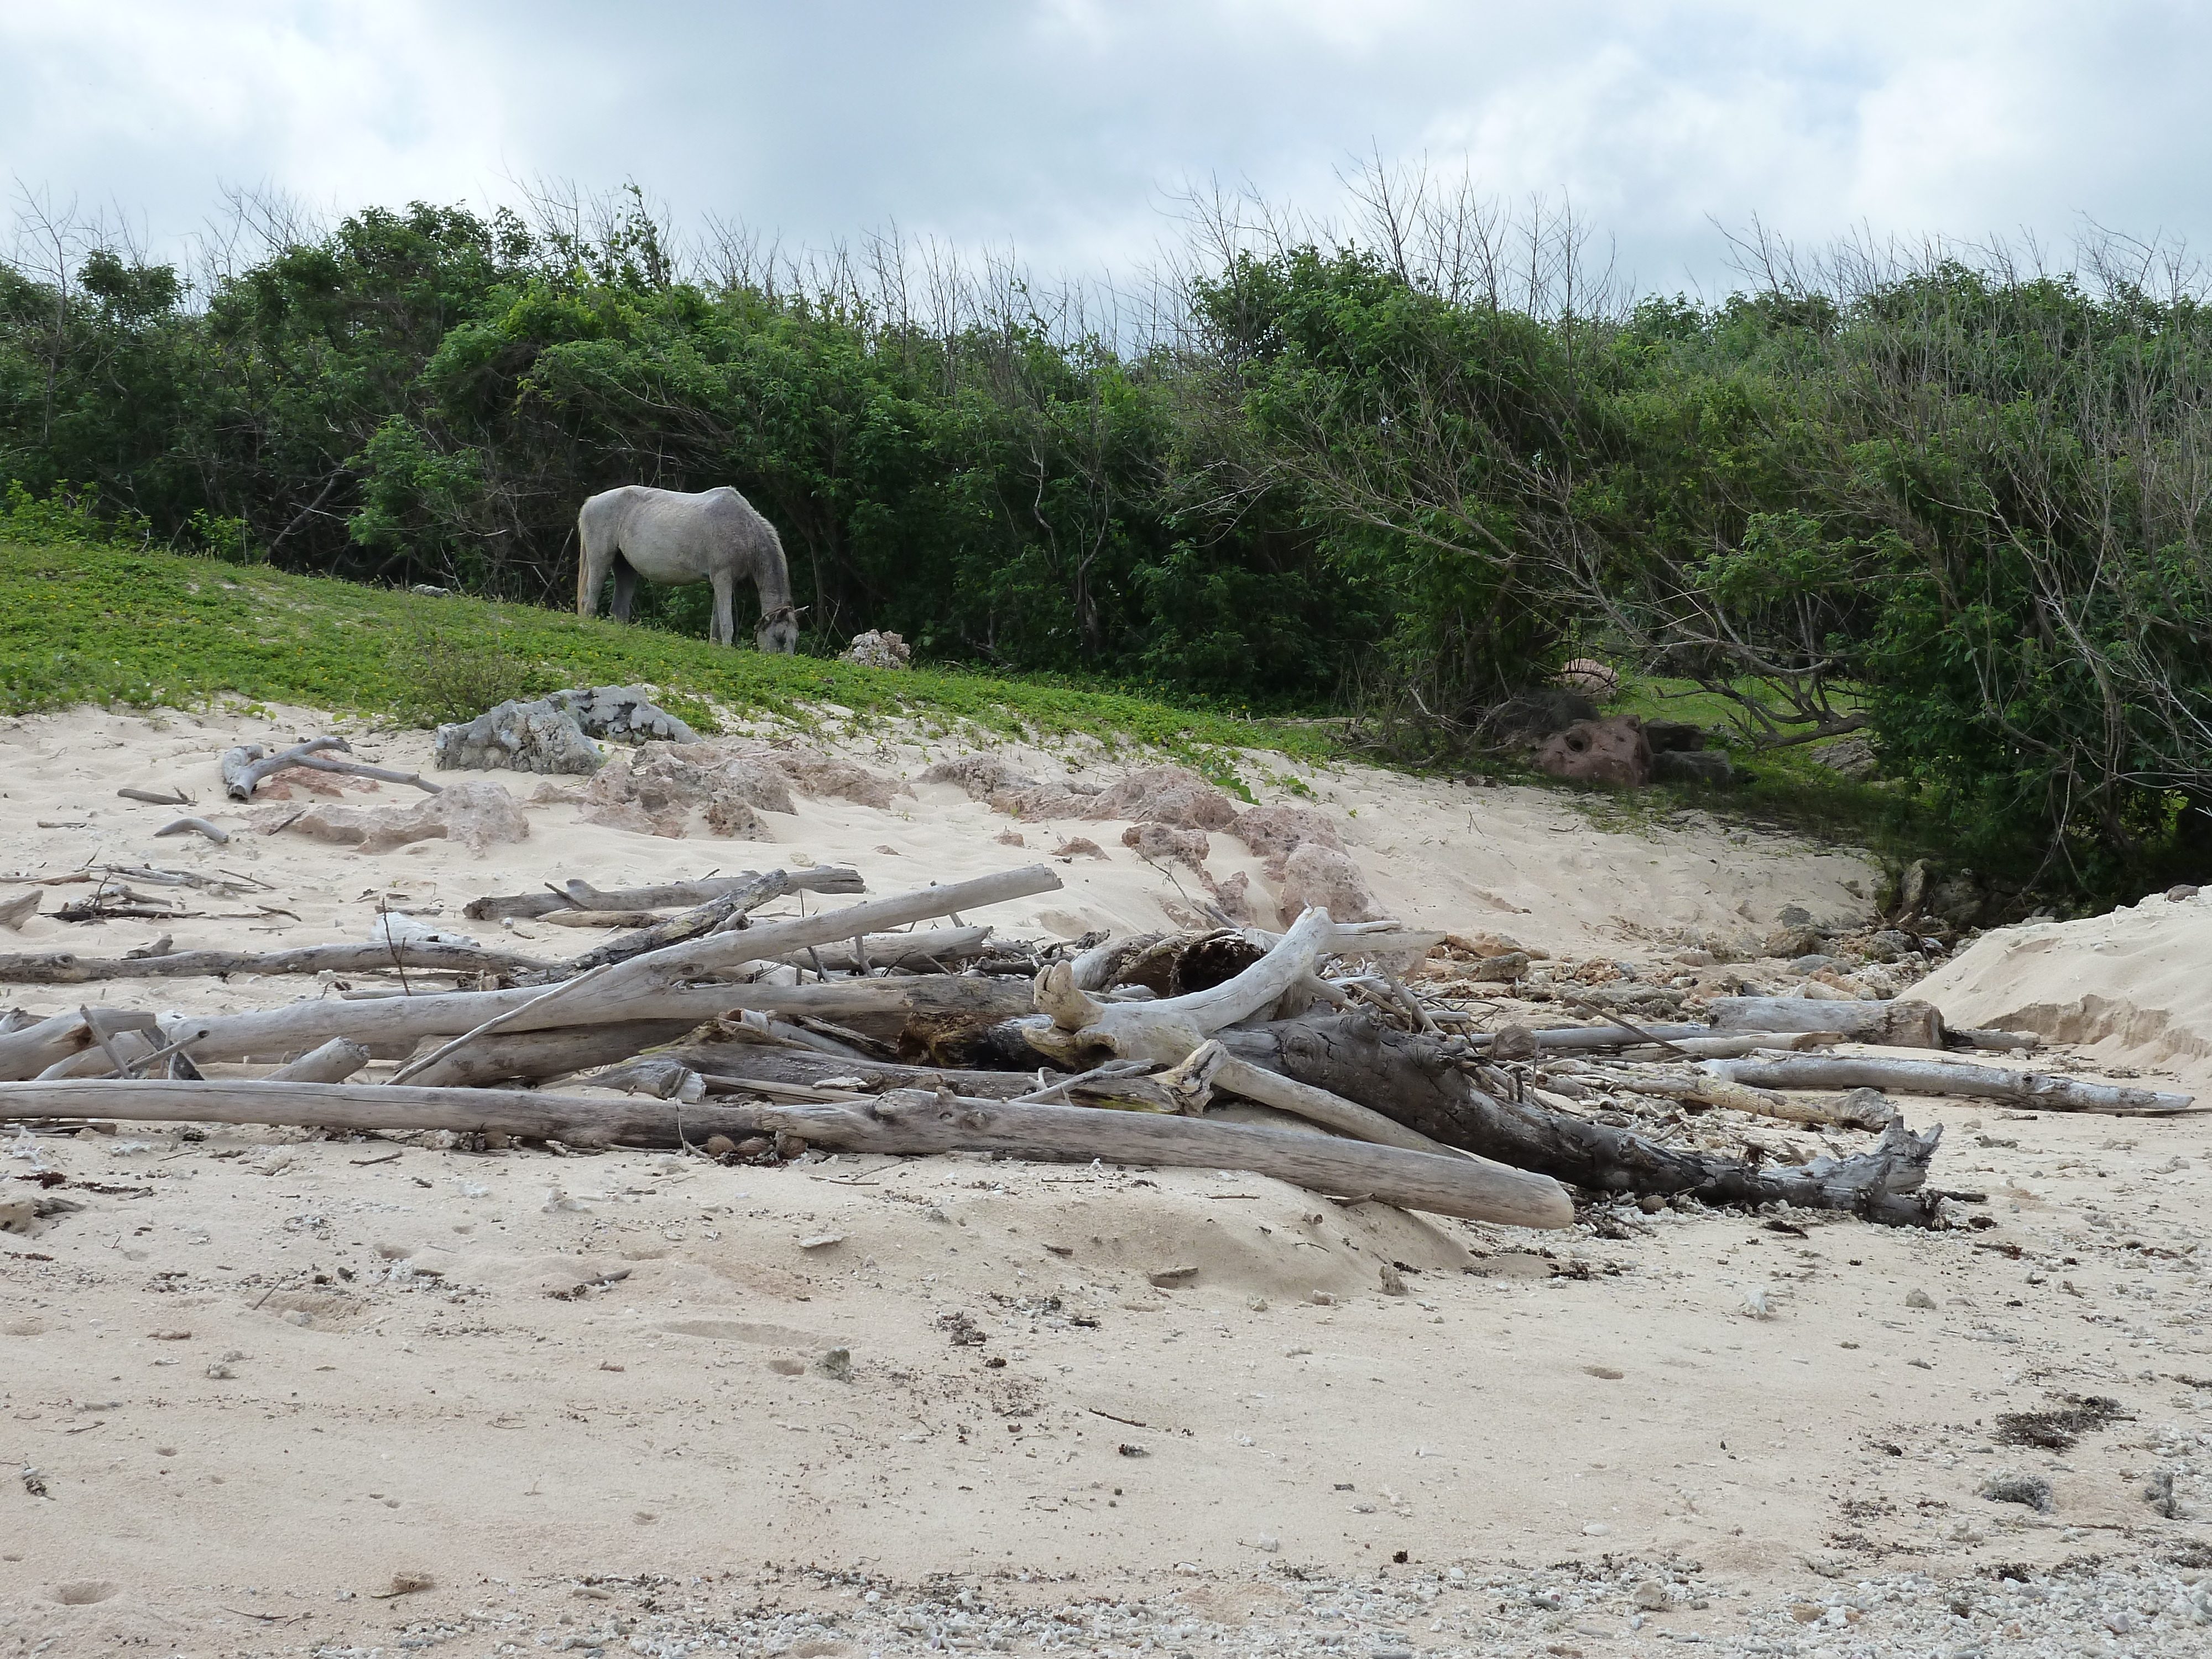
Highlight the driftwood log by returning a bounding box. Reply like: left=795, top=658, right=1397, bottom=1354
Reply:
left=1704, top=1053, right=2198, bottom=1115
left=406, top=1019, right=700, bottom=1088
left=690, top=1050, right=1070, bottom=1100
left=1212, top=1013, right=1948, bottom=1225
left=0, top=1079, right=1573, bottom=1228
left=264, top=1038, right=374, bottom=1084
left=85, top=976, right=1039, bottom=1076
left=1590, top=1063, right=1900, bottom=1130
left=1707, top=997, right=1945, bottom=1048
left=463, top=868, right=864, bottom=921
left=1469, top=1022, right=1713, bottom=1053
left=0, top=940, right=556, bottom=984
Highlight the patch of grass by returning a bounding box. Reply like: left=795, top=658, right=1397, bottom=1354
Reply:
left=0, top=540, right=1341, bottom=784
left=1598, top=675, right=1955, bottom=873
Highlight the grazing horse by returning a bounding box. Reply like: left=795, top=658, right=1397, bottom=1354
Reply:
left=575, top=484, right=803, bottom=652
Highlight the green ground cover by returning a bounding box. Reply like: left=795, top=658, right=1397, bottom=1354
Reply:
left=0, top=539, right=1338, bottom=791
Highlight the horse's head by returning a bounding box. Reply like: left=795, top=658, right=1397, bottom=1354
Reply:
left=756, top=604, right=805, bottom=655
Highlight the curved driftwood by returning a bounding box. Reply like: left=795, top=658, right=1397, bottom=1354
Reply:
left=222, top=736, right=351, bottom=801
left=1217, top=1013, right=1949, bottom=1226
left=1029, top=908, right=1439, bottom=1069
left=154, top=817, right=230, bottom=844
left=1704, top=1053, right=2197, bottom=1115
left=0, top=1010, right=94, bottom=1078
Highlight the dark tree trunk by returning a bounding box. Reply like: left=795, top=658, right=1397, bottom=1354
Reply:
left=1214, top=1012, right=1946, bottom=1227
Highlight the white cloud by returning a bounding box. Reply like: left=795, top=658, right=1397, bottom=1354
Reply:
left=4, top=0, right=2208, bottom=295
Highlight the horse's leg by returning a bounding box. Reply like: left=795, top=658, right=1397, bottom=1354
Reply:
left=577, top=523, right=611, bottom=619
left=611, top=556, right=638, bottom=624
left=710, top=570, right=736, bottom=647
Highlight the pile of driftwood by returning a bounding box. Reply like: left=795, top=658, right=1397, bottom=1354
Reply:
left=1, top=864, right=2197, bottom=1233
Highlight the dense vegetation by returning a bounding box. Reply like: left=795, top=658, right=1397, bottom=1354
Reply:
left=3, top=185, right=2205, bottom=896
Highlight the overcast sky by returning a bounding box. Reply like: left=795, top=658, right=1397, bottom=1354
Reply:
left=4, top=0, right=2205, bottom=301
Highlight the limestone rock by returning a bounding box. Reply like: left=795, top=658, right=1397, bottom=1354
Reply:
left=286, top=780, right=529, bottom=854
left=1082, top=765, right=1239, bottom=831
left=839, top=630, right=912, bottom=669
left=1121, top=822, right=1211, bottom=871
left=434, top=700, right=603, bottom=776
left=703, top=797, right=769, bottom=839
left=549, top=685, right=698, bottom=745
left=922, top=754, right=1037, bottom=801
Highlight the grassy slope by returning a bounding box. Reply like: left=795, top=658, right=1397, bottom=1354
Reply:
left=0, top=540, right=1336, bottom=787
left=2, top=539, right=1934, bottom=865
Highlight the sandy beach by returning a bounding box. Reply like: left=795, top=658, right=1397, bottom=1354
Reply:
left=3, top=703, right=2208, bottom=1657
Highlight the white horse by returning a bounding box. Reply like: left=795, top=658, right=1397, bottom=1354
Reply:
left=575, top=484, right=804, bottom=652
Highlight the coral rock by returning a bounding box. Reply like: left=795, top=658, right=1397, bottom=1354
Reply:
left=1533, top=715, right=1653, bottom=788
left=1275, top=842, right=1383, bottom=926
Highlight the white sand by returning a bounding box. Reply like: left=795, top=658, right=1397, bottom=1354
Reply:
left=3, top=705, right=2208, bottom=1656
left=1917, top=890, right=2212, bottom=1099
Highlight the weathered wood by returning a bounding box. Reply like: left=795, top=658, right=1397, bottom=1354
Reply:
left=1469, top=1022, right=1713, bottom=1053
left=538, top=910, right=670, bottom=929
left=462, top=867, right=864, bottom=920
left=283, top=753, right=442, bottom=794
left=0, top=940, right=556, bottom=984
left=1026, top=909, right=1441, bottom=1071
left=263, top=1038, right=373, bottom=1084
left=117, top=786, right=191, bottom=806
left=1613, top=1030, right=1841, bottom=1060
left=586, top=865, right=1063, bottom=997
left=0, top=1079, right=1573, bottom=1228
left=541, top=872, right=795, bottom=977
left=1589, top=1063, right=1899, bottom=1129
left=1215, top=1012, right=1950, bottom=1226
left=0, top=1077, right=754, bottom=1145
left=0, top=892, right=38, bottom=930
left=222, top=735, right=350, bottom=801
left=19, top=974, right=1039, bottom=1076
left=1952, top=1026, right=2042, bottom=1052
left=758, top=1089, right=1571, bottom=1228
left=658, top=1039, right=1063, bottom=1099
left=1704, top=1053, right=2198, bottom=1115
left=781, top=926, right=995, bottom=973
left=0, top=1010, right=93, bottom=1077
left=407, top=1020, right=696, bottom=1087
left=388, top=963, right=623, bottom=1085
left=1707, top=997, right=1945, bottom=1048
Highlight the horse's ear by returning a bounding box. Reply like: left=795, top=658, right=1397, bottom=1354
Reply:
left=791, top=606, right=809, bottom=618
